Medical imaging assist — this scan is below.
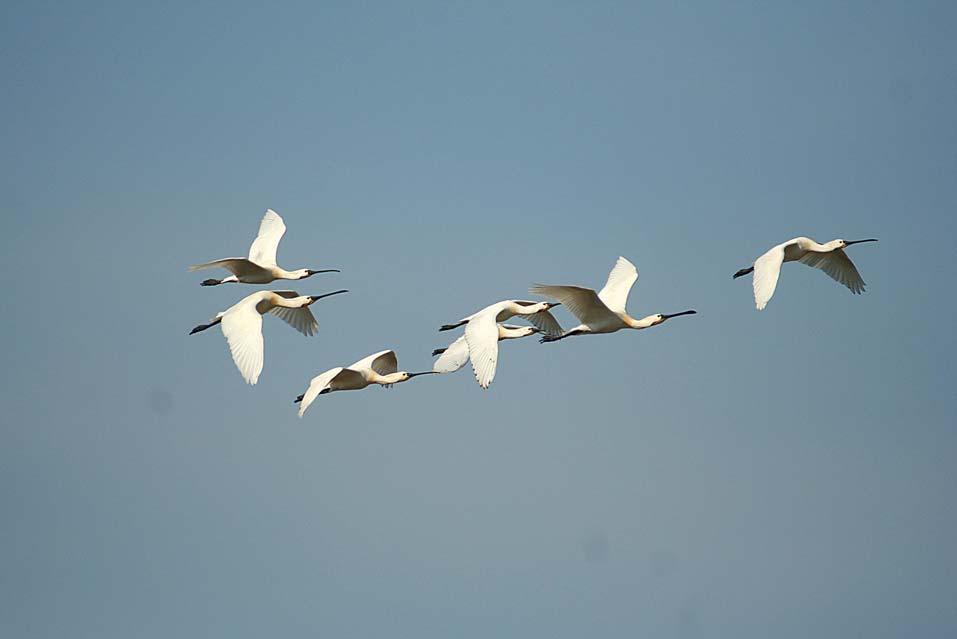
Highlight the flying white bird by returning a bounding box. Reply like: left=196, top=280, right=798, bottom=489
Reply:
left=189, top=289, right=348, bottom=385
left=438, top=300, right=563, bottom=388
left=189, top=209, right=339, bottom=286
left=431, top=324, right=547, bottom=376
left=295, top=350, right=434, bottom=417
left=733, top=237, right=878, bottom=310
left=530, top=256, right=696, bottom=343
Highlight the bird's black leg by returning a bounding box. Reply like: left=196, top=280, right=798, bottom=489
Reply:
left=732, top=266, right=754, bottom=279
left=540, top=329, right=584, bottom=344
left=188, top=316, right=222, bottom=335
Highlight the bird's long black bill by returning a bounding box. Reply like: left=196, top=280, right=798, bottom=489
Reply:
left=311, top=289, right=349, bottom=301
left=662, top=310, right=697, bottom=319
left=407, top=371, right=437, bottom=379
left=308, top=269, right=340, bottom=275
left=844, top=239, right=878, bottom=246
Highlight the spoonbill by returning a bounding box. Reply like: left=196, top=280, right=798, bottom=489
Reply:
left=439, top=300, right=562, bottom=388
left=530, top=256, right=696, bottom=343
left=295, top=350, right=434, bottom=416
left=189, top=289, right=348, bottom=385
left=189, top=209, right=339, bottom=286
left=431, top=324, right=545, bottom=377
left=733, top=237, right=878, bottom=310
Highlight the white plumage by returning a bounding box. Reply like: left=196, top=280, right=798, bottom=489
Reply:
left=296, top=350, right=434, bottom=417
left=189, top=209, right=339, bottom=285
left=734, top=237, right=877, bottom=310
left=439, top=300, right=562, bottom=388
left=189, top=289, right=347, bottom=384
left=531, top=256, right=696, bottom=342
left=432, top=324, right=545, bottom=375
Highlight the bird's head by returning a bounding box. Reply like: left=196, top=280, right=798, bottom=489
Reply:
left=305, top=289, right=349, bottom=305
left=643, top=310, right=697, bottom=327
left=296, top=268, right=341, bottom=280
left=386, top=371, right=435, bottom=385
left=835, top=238, right=878, bottom=249
left=543, top=302, right=561, bottom=311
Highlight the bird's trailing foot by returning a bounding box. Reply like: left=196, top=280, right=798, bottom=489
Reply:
left=732, top=266, right=754, bottom=279
left=189, top=316, right=222, bottom=335
left=200, top=278, right=222, bottom=286
left=540, top=328, right=584, bottom=344
left=432, top=348, right=447, bottom=356
left=293, top=394, right=304, bottom=404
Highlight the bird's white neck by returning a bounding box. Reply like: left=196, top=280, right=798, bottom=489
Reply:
left=498, top=326, right=532, bottom=340
left=374, top=372, right=407, bottom=385
left=796, top=237, right=835, bottom=253
left=275, top=267, right=306, bottom=280
left=271, top=294, right=311, bottom=308
left=510, top=301, right=550, bottom=315
left=623, top=314, right=657, bottom=329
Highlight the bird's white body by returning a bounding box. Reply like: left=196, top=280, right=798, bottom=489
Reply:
left=190, top=289, right=346, bottom=385
left=297, top=350, right=430, bottom=417
left=432, top=324, right=545, bottom=375
left=531, top=256, right=696, bottom=341
left=189, top=209, right=337, bottom=285
left=737, top=236, right=877, bottom=310
left=440, top=300, right=562, bottom=388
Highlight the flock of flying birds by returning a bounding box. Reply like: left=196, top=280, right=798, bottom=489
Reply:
left=188, top=209, right=878, bottom=417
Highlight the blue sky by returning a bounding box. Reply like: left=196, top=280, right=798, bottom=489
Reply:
left=2, top=1, right=955, bottom=637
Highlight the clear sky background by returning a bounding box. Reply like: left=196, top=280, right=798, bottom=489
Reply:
left=2, top=1, right=956, bottom=637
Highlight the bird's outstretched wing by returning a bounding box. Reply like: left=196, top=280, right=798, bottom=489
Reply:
left=298, top=367, right=343, bottom=417
left=221, top=303, right=264, bottom=384
left=597, top=256, right=638, bottom=314
left=349, top=350, right=398, bottom=375
left=188, top=258, right=263, bottom=277
left=752, top=244, right=786, bottom=310
left=529, top=285, right=617, bottom=325
left=248, top=209, right=287, bottom=266
left=267, top=291, right=318, bottom=336
left=520, top=308, right=563, bottom=337
left=433, top=335, right=470, bottom=374
left=798, top=249, right=866, bottom=294
left=349, top=350, right=399, bottom=375
left=465, top=312, right=500, bottom=389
